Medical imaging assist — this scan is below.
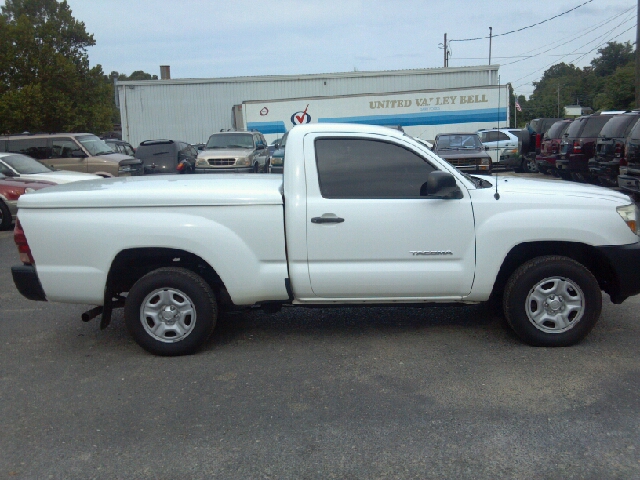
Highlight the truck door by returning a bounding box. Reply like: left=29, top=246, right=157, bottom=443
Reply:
left=304, top=133, right=476, bottom=300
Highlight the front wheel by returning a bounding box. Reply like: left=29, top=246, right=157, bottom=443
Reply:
left=503, top=256, right=601, bottom=347
left=124, top=267, right=217, bottom=356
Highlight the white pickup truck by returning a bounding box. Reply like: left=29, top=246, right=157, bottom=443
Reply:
left=11, top=124, right=640, bottom=355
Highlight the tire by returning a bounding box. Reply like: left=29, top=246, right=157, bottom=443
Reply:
left=253, top=162, right=259, bottom=173
left=523, top=156, right=538, bottom=173
left=124, top=267, right=217, bottom=356
left=571, top=172, right=587, bottom=183
left=0, top=200, right=12, bottom=231
left=503, top=256, right=602, bottom=347
left=538, top=165, right=548, bottom=175
left=558, top=170, right=572, bottom=181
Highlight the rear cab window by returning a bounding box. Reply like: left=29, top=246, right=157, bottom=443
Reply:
left=599, top=115, right=640, bottom=139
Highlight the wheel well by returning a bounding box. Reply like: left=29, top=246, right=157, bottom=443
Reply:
left=491, top=241, right=617, bottom=300
left=106, top=248, right=232, bottom=306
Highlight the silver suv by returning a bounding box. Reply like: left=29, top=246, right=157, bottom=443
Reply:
left=195, top=131, right=270, bottom=173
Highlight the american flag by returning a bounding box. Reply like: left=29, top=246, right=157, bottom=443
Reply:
left=515, top=101, right=522, bottom=112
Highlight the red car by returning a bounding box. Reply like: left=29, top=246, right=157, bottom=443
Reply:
left=535, top=119, right=572, bottom=176
left=0, top=175, right=54, bottom=230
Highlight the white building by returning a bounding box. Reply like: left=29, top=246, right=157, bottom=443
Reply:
left=116, top=65, right=500, bottom=147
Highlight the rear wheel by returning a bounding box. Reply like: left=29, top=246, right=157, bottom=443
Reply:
left=522, top=157, right=538, bottom=173
left=124, top=267, right=217, bottom=356
left=503, top=256, right=601, bottom=347
left=538, top=165, right=548, bottom=175
left=0, top=200, right=11, bottom=231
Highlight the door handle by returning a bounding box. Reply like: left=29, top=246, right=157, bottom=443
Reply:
left=311, top=215, right=344, bottom=224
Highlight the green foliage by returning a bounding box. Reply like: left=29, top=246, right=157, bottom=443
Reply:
left=0, top=0, right=112, bottom=134
left=514, top=41, right=636, bottom=125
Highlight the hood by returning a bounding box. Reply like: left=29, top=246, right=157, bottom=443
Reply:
left=96, top=152, right=135, bottom=163
left=488, top=176, right=632, bottom=204
left=20, top=171, right=102, bottom=184
left=17, top=174, right=284, bottom=209
left=197, top=148, right=253, bottom=159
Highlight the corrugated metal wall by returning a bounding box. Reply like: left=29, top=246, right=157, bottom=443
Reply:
left=117, top=66, right=499, bottom=146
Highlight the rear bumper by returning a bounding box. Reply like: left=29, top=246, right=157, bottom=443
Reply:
left=618, top=175, right=640, bottom=194
left=12, top=265, right=47, bottom=301
left=596, top=242, right=640, bottom=302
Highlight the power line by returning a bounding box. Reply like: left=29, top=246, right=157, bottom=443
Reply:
left=572, top=24, right=637, bottom=63
left=449, top=0, right=595, bottom=42
left=512, top=16, right=637, bottom=88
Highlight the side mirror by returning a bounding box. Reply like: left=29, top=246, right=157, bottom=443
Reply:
left=420, top=171, right=463, bottom=199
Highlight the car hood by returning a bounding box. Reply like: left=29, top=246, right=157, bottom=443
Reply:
left=436, top=149, right=488, bottom=159
left=19, top=171, right=102, bottom=184
left=197, top=148, right=253, bottom=159
left=95, top=153, right=136, bottom=163
left=487, top=176, right=632, bottom=203
left=17, top=174, right=284, bottom=209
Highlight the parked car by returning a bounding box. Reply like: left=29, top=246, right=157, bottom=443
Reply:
left=432, top=133, right=492, bottom=174
left=0, top=133, right=142, bottom=177
left=104, top=139, right=136, bottom=157
left=535, top=119, right=573, bottom=175
left=618, top=118, right=640, bottom=198
left=195, top=131, right=270, bottom=173
left=0, top=153, right=101, bottom=184
left=135, top=140, right=198, bottom=175
left=477, top=129, right=521, bottom=171
left=589, top=112, right=640, bottom=187
left=556, top=114, right=616, bottom=182
left=0, top=174, right=53, bottom=230
left=269, top=132, right=288, bottom=174
left=519, top=118, right=564, bottom=173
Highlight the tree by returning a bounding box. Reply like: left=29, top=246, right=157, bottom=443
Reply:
left=590, top=41, right=634, bottom=77
left=0, top=0, right=113, bottom=134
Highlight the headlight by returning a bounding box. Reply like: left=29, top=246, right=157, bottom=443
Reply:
left=271, top=156, right=283, bottom=166
left=481, top=158, right=490, bottom=165
left=616, top=204, right=639, bottom=235
left=235, top=157, right=250, bottom=166
left=196, top=158, right=208, bottom=166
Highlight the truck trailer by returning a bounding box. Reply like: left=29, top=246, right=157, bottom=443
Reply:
left=234, top=84, right=509, bottom=143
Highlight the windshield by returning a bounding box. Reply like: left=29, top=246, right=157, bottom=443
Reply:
left=205, top=133, right=254, bottom=149
left=1, top=154, right=52, bottom=174
left=436, top=134, right=481, bottom=150
left=77, top=135, right=115, bottom=156
left=599, top=115, right=639, bottom=138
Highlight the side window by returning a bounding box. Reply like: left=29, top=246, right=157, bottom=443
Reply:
left=6, top=138, right=49, bottom=159
left=125, top=145, right=135, bottom=156
left=0, top=161, right=13, bottom=175
left=485, top=131, right=499, bottom=143
left=315, top=138, right=436, bottom=199
left=496, top=132, right=510, bottom=141
left=51, top=138, right=83, bottom=158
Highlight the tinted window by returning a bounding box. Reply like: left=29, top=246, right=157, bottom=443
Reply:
left=564, top=119, right=585, bottom=138
left=496, top=131, right=510, bottom=141
left=599, top=115, right=640, bottom=138
left=628, top=120, right=640, bottom=141
left=545, top=121, right=568, bottom=139
left=136, top=142, right=176, bottom=160
left=315, top=138, right=436, bottom=198
left=581, top=116, right=613, bottom=138
left=52, top=138, right=83, bottom=158
left=6, top=138, right=50, bottom=159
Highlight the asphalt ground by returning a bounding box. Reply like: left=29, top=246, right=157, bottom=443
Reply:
left=1, top=174, right=639, bottom=479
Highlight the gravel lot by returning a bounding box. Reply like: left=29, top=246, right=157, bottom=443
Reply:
left=1, top=174, right=639, bottom=479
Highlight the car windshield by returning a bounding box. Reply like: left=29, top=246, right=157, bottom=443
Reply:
left=205, top=134, right=254, bottom=149
left=436, top=134, right=481, bottom=150
left=1, top=154, right=52, bottom=174
left=77, top=135, right=115, bottom=156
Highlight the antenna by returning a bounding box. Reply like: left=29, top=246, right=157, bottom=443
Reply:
left=494, top=75, right=501, bottom=200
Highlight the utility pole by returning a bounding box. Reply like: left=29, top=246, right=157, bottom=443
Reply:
left=489, top=27, right=493, bottom=65
left=444, top=33, right=447, bottom=67
left=636, top=0, right=639, bottom=107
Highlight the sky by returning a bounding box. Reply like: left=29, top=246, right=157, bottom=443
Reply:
left=2, top=0, right=638, bottom=99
